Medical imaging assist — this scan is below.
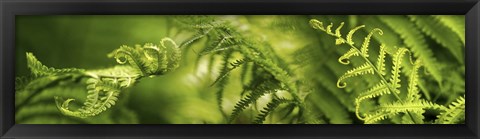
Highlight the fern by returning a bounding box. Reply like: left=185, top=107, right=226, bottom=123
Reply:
left=228, top=86, right=273, bottom=123
left=175, top=16, right=306, bottom=124
left=26, top=52, right=85, bottom=77
left=17, top=15, right=464, bottom=124
left=378, top=16, right=443, bottom=85
left=212, top=50, right=234, bottom=118
left=306, top=83, right=353, bottom=124
left=364, top=99, right=446, bottom=124
left=432, top=15, right=465, bottom=45
left=20, top=37, right=182, bottom=118
left=436, top=95, right=465, bottom=124
left=253, top=97, right=295, bottom=124
left=16, top=86, right=139, bottom=124
left=310, top=19, right=452, bottom=124
left=408, top=15, right=464, bottom=64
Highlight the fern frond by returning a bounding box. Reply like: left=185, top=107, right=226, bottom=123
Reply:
left=238, top=45, right=299, bottom=101
left=111, top=45, right=149, bottom=76
left=378, top=99, right=446, bottom=113
left=313, top=67, right=355, bottom=111
left=107, top=38, right=181, bottom=76
left=175, top=16, right=304, bottom=123
left=180, top=28, right=213, bottom=48
left=211, top=58, right=247, bottom=86
left=361, top=16, right=432, bottom=100
left=26, top=52, right=84, bottom=76
left=24, top=37, right=183, bottom=118
left=310, top=20, right=385, bottom=90
left=174, top=15, right=218, bottom=29
left=309, top=18, right=451, bottom=124
left=253, top=98, right=294, bottom=124
left=35, top=86, right=134, bottom=124
left=436, top=96, right=465, bottom=124
left=364, top=99, right=445, bottom=124
left=355, top=81, right=390, bottom=120
left=364, top=111, right=394, bottom=124
left=211, top=51, right=234, bottom=118
left=55, top=91, right=120, bottom=118
left=309, top=19, right=325, bottom=31
left=432, top=15, right=465, bottom=45
left=161, top=38, right=182, bottom=72
left=359, top=16, right=400, bottom=54
left=15, top=75, right=72, bottom=93
left=200, top=35, right=236, bottom=55
left=409, top=15, right=464, bottom=63
left=54, top=65, right=140, bottom=118
left=55, top=76, right=122, bottom=118
left=228, top=89, right=272, bottom=123
left=379, top=16, right=443, bottom=84
left=142, top=43, right=162, bottom=73
left=307, top=85, right=353, bottom=123
left=309, top=20, right=345, bottom=39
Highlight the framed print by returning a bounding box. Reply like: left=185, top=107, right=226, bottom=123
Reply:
left=1, top=0, right=479, bottom=138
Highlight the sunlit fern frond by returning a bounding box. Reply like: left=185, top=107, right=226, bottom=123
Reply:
left=436, top=95, right=465, bottom=124
left=21, top=37, right=182, bottom=118
left=310, top=19, right=449, bottom=124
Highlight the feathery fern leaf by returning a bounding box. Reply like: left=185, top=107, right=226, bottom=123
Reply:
left=432, top=15, right=465, bottom=45
left=21, top=37, right=183, bottom=118
left=379, top=16, right=443, bottom=85
left=309, top=19, right=451, bottom=124
left=253, top=98, right=295, bottom=124
left=377, top=99, right=446, bottom=113
left=26, top=52, right=85, bottom=77
left=436, top=95, right=465, bottom=124
left=408, top=15, right=464, bottom=64
left=228, top=88, right=273, bottom=123
left=176, top=16, right=306, bottom=123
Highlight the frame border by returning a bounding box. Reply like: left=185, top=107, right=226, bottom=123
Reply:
left=1, top=0, right=479, bottom=138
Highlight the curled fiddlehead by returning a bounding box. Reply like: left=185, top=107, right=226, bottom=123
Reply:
left=22, top=37, right=181, bottom=118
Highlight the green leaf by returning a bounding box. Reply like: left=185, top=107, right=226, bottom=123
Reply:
left=436, top=96, right=465, bottom=124
left=409, top=15, right=464, bottom=64
left=379, top=16, right=443, bottom=85
left=337, top=63, right=374, bottom=88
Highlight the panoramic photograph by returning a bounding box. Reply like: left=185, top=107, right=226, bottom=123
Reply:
left=15, top=15, right=465, bottom=124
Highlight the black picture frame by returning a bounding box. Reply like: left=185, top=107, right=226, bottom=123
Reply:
left=1, top=0, right=479, bottom=138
